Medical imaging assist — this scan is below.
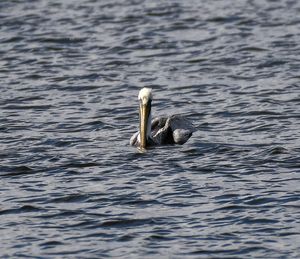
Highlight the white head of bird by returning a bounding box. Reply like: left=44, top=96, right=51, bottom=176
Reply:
left=138, top=87, right=152, bottom=104
left=138, top=87, right=152, bottom=149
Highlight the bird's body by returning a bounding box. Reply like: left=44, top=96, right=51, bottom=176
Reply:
left=130, top=115, right=195, bottom=147
left=130, top=88, right=196, bottom=148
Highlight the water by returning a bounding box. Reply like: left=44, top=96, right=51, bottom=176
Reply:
left=1, top=0, right=300, bottom=258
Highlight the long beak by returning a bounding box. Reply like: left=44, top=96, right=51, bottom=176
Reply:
left=139, top=100, right=151, bottom=149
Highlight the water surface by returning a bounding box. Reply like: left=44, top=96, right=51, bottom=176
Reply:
left=1, top=0, right=300, bottom=258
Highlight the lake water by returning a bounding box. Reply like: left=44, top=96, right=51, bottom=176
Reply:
left=1, top=0, right=300, bottom=258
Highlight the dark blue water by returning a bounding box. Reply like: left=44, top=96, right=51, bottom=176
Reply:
left=1, top=0, right=300, bottom=258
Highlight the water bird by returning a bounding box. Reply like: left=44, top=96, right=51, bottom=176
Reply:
left=130, top=87, right=196, bottom=149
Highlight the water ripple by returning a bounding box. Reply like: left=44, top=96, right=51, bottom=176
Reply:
left=1, top=0, right=300, bottom=258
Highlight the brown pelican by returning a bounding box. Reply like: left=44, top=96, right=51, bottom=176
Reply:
left=130, top=87, right=196, bottom=149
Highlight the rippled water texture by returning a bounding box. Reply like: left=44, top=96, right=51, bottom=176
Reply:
left=1, top=0, right=300, bottom=258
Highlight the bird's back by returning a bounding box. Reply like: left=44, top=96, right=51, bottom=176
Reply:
left=152, top=115, right=196, bottom=145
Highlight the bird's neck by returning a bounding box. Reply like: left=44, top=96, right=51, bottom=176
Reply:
left=146, top=111, right=152, bottom=139
left=138, top=110, right=152, bottom=145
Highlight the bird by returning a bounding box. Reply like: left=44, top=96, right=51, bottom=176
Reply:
left=130, top=87, right=196, bottom=149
